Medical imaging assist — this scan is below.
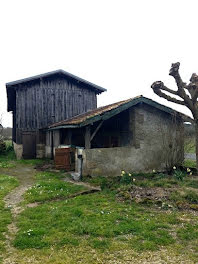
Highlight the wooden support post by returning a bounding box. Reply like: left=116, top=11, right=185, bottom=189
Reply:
left=67, top=129, right=72, bottom=145
left=85, top=126, right=91, bottom=149
left=90, top=121, right=104, bottom=142
left=51, top=130, right=54, bottom=159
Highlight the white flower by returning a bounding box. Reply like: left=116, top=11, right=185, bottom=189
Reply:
left=187, top=168, right=191, bottom=173
left=129, top=173, right=132, bottom=176
left=173, top=166, right=176, bottom=170
left=132, top=178, right=136, bottom=182
left=190, top=172, right=192, bottom=175
left=152, top=169, right=156, bottom=173
left=121, top=170, right=125, bottom=174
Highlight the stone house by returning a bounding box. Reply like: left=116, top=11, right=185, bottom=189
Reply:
left=48, top=96, right=185, bottom=176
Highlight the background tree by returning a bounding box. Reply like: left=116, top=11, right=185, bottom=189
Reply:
left=0, top=113, right=3, bottom=139
left=151, top=62, right=198, bottom=169
left=0, top=114, right=6, bottom=154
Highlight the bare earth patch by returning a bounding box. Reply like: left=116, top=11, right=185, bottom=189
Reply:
left=1, top=165, right=36, bottom=264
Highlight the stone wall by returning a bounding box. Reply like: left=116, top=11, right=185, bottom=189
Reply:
left=82, top=104, right=184, bottom=176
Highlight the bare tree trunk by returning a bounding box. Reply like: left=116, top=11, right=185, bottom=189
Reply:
left=195, top=121, right=198, bottom=171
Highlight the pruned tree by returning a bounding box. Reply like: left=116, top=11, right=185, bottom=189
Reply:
left=151, top=62, right=198, bottom=169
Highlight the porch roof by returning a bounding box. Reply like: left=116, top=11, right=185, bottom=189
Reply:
left=48, top=95, right=192, bottom=130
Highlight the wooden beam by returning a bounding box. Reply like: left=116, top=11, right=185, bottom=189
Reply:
left=85, top=126, right=91, bottom=149
left=51, top=130, right=54, bottom=159
left=67, top=129, right=72, bottom=145
left=90, top=121, right=104, bottom=141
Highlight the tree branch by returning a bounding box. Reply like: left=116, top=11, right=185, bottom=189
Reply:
left=188, top=73, right=198, bottom=103
left=159, top=84, right=178, bottom=95
left=151, top=81, right=185, bottom=105
left=169, top=62, right=186, bottom=92
left=169, top=62, right=195, bottom=111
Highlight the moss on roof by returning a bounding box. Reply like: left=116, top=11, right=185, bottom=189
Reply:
left=49, top=95, right=192, bottom=130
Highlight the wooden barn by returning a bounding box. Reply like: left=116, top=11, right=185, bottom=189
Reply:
left=6, top=70, right=106, bottom=159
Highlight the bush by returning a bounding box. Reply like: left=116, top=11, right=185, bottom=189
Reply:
left=0, top=140, right=6, bottom=154
left=173, top=169, right=187, bottom=181
left=6, top=144, right=13, bottom=153
left=120, top=171, right=135, bottom=185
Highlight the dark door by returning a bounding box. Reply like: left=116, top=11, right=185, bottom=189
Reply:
left=22, top=132, right=36, bottom=159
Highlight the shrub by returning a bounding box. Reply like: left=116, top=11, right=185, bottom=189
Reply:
left=6, top=144, right=13, bottom=153
left=173, top=169, right=187, bottom=181
left=0, top=140, right=6, bottom=154
left=120, top=171, right=135, bottom=185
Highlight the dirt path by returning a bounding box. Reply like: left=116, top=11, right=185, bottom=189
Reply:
left=1, top=165, right=36, bottom=264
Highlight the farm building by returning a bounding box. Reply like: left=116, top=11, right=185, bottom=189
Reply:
left=6, top=70, right=106, bottom=159
left=48, top=96, right=186, bottom=176
left=6, top=70, right=187, bottom=175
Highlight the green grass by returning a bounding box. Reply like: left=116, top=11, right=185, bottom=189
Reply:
left=183, top=159, right=196, bottom=168
left=0, top=147, right=50, bottom=169
left=0, top=148, right=16, bottom=168
left=0, top=174, right=19, bottom=256
left=4, top=140, right=12, bottom=148
left=13, top=171, right=198, bottom=253
left=184, top=138, right=195, bottom=153
left=84, top=173, right=184, bottom=190
left=0, top=153, right=198, bottom=263
left=23, top=172, right=88, bottom=204
left=13, top=189, right=198, bottom=264
left=14, top=192, right=178, bottom=251
left=0, top=165, right=196, bottom=263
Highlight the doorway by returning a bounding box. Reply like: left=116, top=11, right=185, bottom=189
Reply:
left=22, top=132, right=36, bottom=159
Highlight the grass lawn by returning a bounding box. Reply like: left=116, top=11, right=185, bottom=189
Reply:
left=184, top=159, right=196, bottom=169
left=1, top=149, right=198, bottom=263
left=0, top=174, right=19, bottom=261
left=23, top=171, right=89, bottom=204
left=12, top=171, right=198, bottom=263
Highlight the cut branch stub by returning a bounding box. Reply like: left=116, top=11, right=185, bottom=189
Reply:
left=190, top=73, right=198, bottom=83
left=169, top=62, right=180, bottom=77
left=151, top=81, right=164, bottom=91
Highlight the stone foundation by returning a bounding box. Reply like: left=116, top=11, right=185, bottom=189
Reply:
left=36, top=144, right=45, bottom=158
left=13, top=142, right=23, bottom=160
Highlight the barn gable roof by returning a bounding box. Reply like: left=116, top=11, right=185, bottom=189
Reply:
left=49, top=95, right=192, bottom=130
left=6, top=69, right=107, bottom=112
left=6, top=69, right=106, bottom=93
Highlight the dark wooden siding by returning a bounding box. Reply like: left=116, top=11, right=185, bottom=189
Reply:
left=14, top=76, right=97, bottom=143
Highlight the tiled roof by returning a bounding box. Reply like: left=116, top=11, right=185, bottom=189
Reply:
left=49, top=95, right=192, bottom=129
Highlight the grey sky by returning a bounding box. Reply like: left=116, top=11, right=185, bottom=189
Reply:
left=1, top=0, right=197, bottom=127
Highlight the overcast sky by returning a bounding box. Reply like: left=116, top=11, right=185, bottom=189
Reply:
left=1, top=0, right=198, bottom=127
